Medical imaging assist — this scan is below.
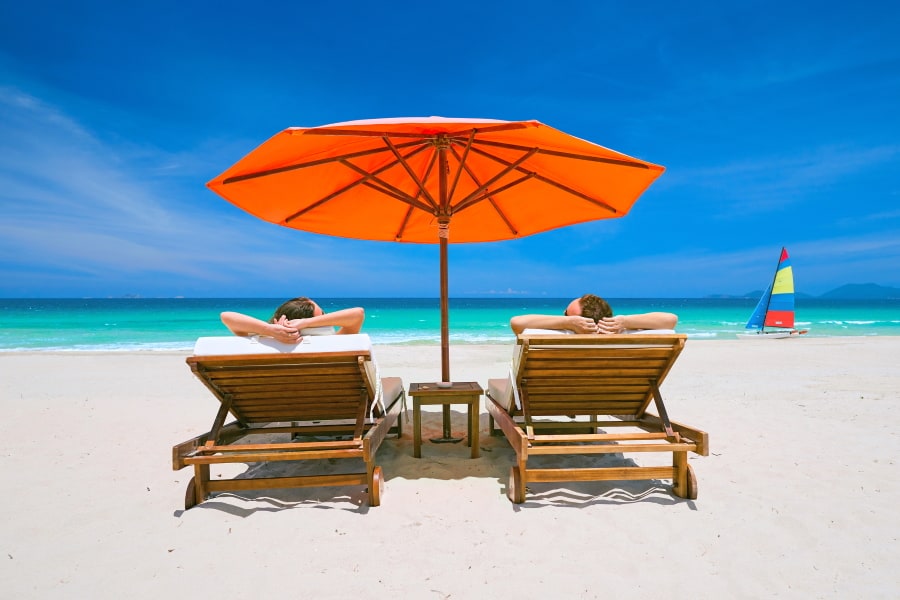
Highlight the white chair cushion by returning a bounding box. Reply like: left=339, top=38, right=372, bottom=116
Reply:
left=522, top=328, right=676, bottom=335
left=487, top=377, right=515, bottom=413
left=192, top=333, right=372, bottom=355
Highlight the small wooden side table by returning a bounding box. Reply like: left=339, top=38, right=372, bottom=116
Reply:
left=408, top=382, right=483, bottom=459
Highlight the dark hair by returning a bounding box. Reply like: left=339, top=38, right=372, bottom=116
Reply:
left=270, top=297, right=316, bottom=322
left=578, top=294, right=613, bottom=322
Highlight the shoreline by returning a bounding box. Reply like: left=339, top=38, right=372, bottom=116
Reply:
left=1, top=334, right=898, bottom=355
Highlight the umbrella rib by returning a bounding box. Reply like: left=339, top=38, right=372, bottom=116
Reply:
left=420, top=149, right=439, bottom=207
left=282, top=148, right=434, bottom=224
left=392, top=149, right=442, bottom=240
left=471, top=138, right=653, bottom=170
left=382, top=136, right=438, bottom=208
left=456, top=173, right=533, bottom=237
left=448, top=143, right=483, bottom=194
left=340, top=161, right=436, bottom=213
left=221, top=139, right=425, bottom=184
left=446, top=130, right=475, bottom=205
left=451, top=148, right=537, bottom=213
left=467, top=145, right=620, bottom=214
left=445, top=143, right=525, bottom=237
left=369, top=143, right=438, bottom=210
left=282, top=178, right=355, bottom=224
left=485, top=197, right=519, bottom=236
left=394, top=205, right=416, bottom=241
left=398, top=151, right=441, bottom=241
left=358, top=180, right=432, bottom=208
left=461, top=172, right=533, bottom=208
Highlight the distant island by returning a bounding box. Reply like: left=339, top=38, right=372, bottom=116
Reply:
left=711, top=283, right=900, bottom=300
left=818, top=283, right=900, bottom=299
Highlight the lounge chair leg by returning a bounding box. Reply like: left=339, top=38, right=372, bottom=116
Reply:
left=672, top=453, right=698, bottom=500
left=184, top=465, right=208, bottom=510
left=507, top=466, right=526, bottom=504
left=184, top=476, right=198, bottom=510
left=368, top=466, right=384, bottom=507
left=683, top=464, right=698, bottom=499
left=190, top=464, right=210, bottom=508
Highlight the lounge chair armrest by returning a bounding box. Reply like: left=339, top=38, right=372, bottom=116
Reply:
left=487, top=377, right=514, bottom=413
left=380, top=376, right=405, bottom=408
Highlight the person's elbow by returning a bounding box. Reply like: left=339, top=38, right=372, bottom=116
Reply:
left=343, top=307, right=365, bottom=333
left=220, top=311, right=238, bottom=329
left=220, top=311, right=249, bottom=336
left=510, top=316, right=526, bottom=334
left=660, top=312, right=678, bottom=329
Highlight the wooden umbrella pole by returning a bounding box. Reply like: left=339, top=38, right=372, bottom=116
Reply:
left=438, top=143, right=451, bottom=384
left=440, top=227, right=450, bottom=383
left=431, top=144, right=462, bottom=444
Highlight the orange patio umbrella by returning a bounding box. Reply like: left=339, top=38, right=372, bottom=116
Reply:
left=207, top=116, right=665, bottom=382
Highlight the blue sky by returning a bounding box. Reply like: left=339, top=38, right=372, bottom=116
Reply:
left=1, top=1, right=898, bottom=298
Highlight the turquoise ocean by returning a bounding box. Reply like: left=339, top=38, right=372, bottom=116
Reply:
left=1, top=298, right=899, bottom=352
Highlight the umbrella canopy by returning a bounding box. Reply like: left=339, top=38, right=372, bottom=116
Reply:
left=208, top=116, right=665, bottom=380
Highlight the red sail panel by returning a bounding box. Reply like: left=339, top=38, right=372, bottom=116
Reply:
left=764, top=310, right=795, bottom=328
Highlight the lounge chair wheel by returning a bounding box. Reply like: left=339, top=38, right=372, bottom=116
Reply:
left=685, top=464, right=698, bottom=500
left=184, top=477, right=198, bottom=510
left=507, top=466, right=526, bottom=504
left=369, top=466, right=384, bottom=507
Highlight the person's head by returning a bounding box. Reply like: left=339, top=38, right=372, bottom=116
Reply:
left=565, top=294, right=612, bottom=323
left=270, top=297, right=322, bottom=322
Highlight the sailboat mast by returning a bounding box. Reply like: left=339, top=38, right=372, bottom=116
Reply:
left=760, top=246, right=785, bottom=333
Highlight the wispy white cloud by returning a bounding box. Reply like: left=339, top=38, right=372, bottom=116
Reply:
left=0, top=86, right=430, bottom=296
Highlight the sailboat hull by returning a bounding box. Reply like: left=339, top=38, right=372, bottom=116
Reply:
left=736, top=331, right=795, bottom=339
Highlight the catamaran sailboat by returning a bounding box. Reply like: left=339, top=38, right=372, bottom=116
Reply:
left=737, top=247, right=808, bottom=339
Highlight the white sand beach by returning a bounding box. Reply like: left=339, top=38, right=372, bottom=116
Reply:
left=1, top=337, right=898, bottom=598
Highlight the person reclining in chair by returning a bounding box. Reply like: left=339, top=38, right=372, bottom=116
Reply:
left=221, top=297, right=365, bottom=344
left=510, top=294, right=677, bottom=335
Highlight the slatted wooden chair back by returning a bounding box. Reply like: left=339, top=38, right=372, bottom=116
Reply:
left=515, top=334, right=686, bottom=422
left=186, top=350, right=375, bottom=425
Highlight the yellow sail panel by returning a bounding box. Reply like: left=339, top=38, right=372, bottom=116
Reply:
left=772, top=265, right=794, bottom=295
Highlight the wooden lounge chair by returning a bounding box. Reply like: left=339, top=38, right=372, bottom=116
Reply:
left=485, top=332, right=708, bottom=503
left=172, top=334, right=405, bottom=509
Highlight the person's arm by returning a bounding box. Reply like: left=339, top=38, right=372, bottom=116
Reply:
left=220, top=311, right=300, bottom=343
left=510, top=314, right=599, bottom=335
left=286, top=307, right=365, bottom=335
left=597, top=312, right=678, bottom=334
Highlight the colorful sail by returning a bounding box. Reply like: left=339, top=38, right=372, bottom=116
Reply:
left=764, top=248, right=794, bottom=328
left=744, top=284, right=772, bottom=330
left=745, top=247, right=795, bottom=331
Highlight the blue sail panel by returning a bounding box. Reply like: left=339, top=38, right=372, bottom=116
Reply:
left=745, top=283, right=772, bottom=330
left=766, top=292, right=794, bottom=314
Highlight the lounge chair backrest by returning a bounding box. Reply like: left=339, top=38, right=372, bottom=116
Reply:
left=188, top=334, right=378, bottom=424
left=512, top=333, right=687, bottom=420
